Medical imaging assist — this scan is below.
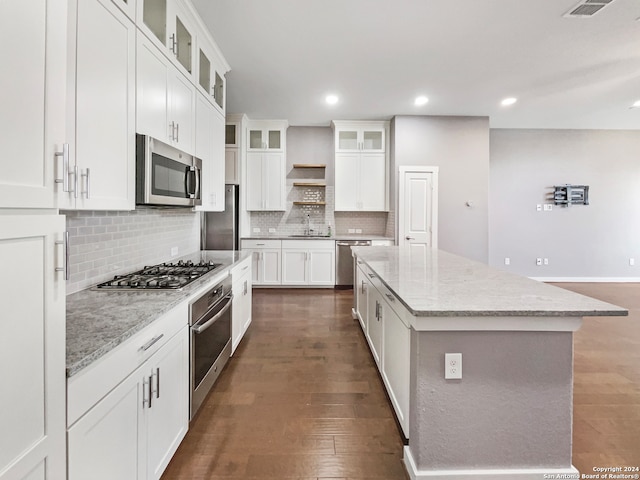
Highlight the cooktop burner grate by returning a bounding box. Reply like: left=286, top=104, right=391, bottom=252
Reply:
left=95, top=260, right=222, bottom=290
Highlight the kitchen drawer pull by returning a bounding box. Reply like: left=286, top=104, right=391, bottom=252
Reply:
left=385, top=293, right=395, bottom=302
left=140, top=333, right=164, bottom=352
left=368, top=273, right=375, bottom=279
left=241, top=265, right=249, bottom=271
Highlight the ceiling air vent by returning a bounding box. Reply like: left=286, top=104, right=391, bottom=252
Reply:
left=565, top=0, right=614, bottom=17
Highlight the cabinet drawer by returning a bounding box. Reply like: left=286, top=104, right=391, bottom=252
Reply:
left=281, top=239, right=334, bottom=250
left=231, top=254, right=251, bottom=278
left=367, top=270, right=410, bottom=328
left=241, top=239, right=281, bottom=249
left=67, top=302, right=187, bottom=427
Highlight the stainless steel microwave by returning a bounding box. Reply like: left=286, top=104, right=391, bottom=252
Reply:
left=136, top=134, right=202, bottom=207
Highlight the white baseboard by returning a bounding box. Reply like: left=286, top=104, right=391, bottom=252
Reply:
left=529, top=276, right=640, bottom=283
left=403, top=447, right=579, bottom=480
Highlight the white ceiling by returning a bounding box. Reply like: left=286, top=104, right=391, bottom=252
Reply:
left=192, top=0, right=640, bottom=129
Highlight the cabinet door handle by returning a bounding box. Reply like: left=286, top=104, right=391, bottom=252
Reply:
left=55, top=231, right=70, bottom=280
left=385, top=293, right=395, bottom=302
left=361, top=280, right=366, bottom=294
left=54, top=143, right=70, bottom=192
left=148, top=374, right=153, bottom=408
left=169, top=34, right=177, bottom=55
left=155, top=367, right=160, bottom=399
left=82, top=168, right=90, bottom=199
left=368, top=273, right=375, bottom=279
left=243, top=279, right=248, bottom=295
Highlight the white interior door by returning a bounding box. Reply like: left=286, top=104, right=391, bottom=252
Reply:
left=398, top=166, right=438, bottom=252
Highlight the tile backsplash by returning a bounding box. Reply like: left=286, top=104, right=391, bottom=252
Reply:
left=63, top=208, right=200, bottom=294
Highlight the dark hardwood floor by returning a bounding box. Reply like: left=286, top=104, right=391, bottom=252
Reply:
left=552, top=283, right=640, bottom=471
left=162, top=289, right=408, bottom=479
left=163, top=284, right=640, bottom=479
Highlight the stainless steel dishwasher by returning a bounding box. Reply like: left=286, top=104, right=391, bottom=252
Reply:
left=335, top=240, right=371, bottom=288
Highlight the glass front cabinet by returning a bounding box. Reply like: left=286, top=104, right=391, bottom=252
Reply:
left=333, top=121, right=386, bottom=153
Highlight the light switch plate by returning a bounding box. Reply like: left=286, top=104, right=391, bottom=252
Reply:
left=253, top=227, right=260, bottom=233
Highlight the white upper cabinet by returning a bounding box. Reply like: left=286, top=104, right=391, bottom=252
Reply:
left=196, top=35, right=228, bottom=115
left=137, top=0, right=193, bottom=78
left=137, top=33, right=195, bottom=154
left=0, top=0, right=67, bottom=209
left=166, top=0, right=196, bottom=77
left=63, top=0, right=136, bottom=210
left=195, top=93, right=225, bottom=211
left=333, top=121, right=389, bottom=212
left=247, top=120, right=287, bottom=152
left=333, top=121, right=386, bottom=153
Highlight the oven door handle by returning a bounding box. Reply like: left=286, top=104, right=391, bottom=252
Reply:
left=191, top=294, right=233, bottom=334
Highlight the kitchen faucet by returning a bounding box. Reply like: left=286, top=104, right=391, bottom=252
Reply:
left=306, top=214, right=314, bottom=235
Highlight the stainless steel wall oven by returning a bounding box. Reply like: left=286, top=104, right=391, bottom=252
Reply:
left=189, top=275, right=232, bottom=419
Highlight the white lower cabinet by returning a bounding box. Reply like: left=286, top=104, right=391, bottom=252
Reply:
left=355, top=261, right=369, bottom=331
left=380, top=297, right=410, bottom=437
left=281, top=240, right=335, bottom=286
left=0, top=215, right=66, bottom=480
left=366, top=284, right=383, bottom=366
left=68, top=322, right=189, bottom=480
left=241, top=240, right=281, bottom=286
left=355, top=258, right=410, bottom=438
left=231, top=256, right=252, bottom=353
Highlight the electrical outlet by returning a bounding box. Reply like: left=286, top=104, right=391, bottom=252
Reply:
left=445, top=353, right=462, bottom=380
left=253, top=227, right=261, bottom=233
left=504, top=257, right=510, bottom=265
left=268, top=228, right=276, bottom=233
left=544, top=204, right=553, bottom=211
left=536, top=204, right=542, bottom=211
left=348, top=228, right=355, bottom=234
left=536, top=258, right=542, bottom=266
left=630, top=258, right=635, bottom=266
left=355, top=228, right=362, bottom=233
left=171, top=247, right=179, bottom=257
left=544, top=258, right=549, bottom=265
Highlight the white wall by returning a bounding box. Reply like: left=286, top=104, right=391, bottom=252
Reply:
left=392, top=116, right=490, bottom=262
left=489, top=129, right=640, bottom=279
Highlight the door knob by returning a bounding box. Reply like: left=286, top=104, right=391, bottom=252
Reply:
left=405, top=236, right=415, bottom=240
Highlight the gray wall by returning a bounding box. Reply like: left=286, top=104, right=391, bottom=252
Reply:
left=392, top=116, right=490, bottom=263
left=410, top=330, right=574, bottom=470
left=490, top=129, right=640, bottom=278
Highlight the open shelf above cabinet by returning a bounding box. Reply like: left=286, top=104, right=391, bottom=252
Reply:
left=293, top=164, right=326, bottom=169
left=293, top=201, right=326, bottom=206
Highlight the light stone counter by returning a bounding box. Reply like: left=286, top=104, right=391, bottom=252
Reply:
left=66, top=250, right=250, bottom=377
left=242, top=235, right=394, bottom=241
left=352, top=246, right=626, bottom=318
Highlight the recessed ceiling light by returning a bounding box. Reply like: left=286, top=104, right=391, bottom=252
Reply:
left=631, top=100, right=640, bottom=108
left=414, top=96, right=429, bottom=106
left=325, top=94, right=339, bottom=105
left=501, top=97, right=517, bottom=106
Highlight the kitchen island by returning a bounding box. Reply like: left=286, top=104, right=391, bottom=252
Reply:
left=351, top=246, right=627, bottom=480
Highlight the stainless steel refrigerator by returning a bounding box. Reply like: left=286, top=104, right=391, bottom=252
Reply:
left=201, top=185, right=240, bottom=250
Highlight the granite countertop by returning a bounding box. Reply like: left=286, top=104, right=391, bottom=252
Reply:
left=66, top=250, right=250, bottom=378
left=242, top=235, right=394, bottom=241
left=352, top=246, right=628, bottom=318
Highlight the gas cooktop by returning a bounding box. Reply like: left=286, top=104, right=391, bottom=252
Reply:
left=95, top=260, right=222, bottom=290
